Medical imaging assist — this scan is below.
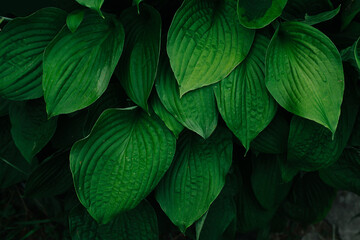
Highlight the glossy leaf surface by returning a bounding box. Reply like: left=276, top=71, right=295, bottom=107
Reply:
left=167, top=0, right=255, bottom=95
left=70, top=107, right=176, bottom=224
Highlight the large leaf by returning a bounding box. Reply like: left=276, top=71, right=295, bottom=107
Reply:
left=0, top=8, right=66, bottom=100
left=265, top=22, right=344, bottom=134
left=43, top=10, right=125, bottom=117
left=155, top=56, right=218, bottom=139
left=237, top=0, right=288, bottom=29
left=70, top=107, right=176, bottom=224
left=250, top=113, right=289, bottom=154
left=9, top=99, right=58, bottom=162
left=251, top=154, right=292, bottom=210
left=156, top=128, right=233, bottom=232
left=69, top=200, right=158, bottom=240
left=319, top=148, right=360, bottom=195
left=287, top=87, right=359, bottom=171
left=117, top=4, right=161, bottom=111
left=167, top=0, right=255, bottom=96
left=75, top=0, right=104, bottom=17
left=214, top=34, right=277, bottom=151
left=283, top=173, right=336, bottom=223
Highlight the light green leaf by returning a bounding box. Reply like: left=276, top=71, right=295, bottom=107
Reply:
left=167, top=0, right=255, bottom=96
left=287, top=86, right=359, bottom=172
left=155, top=56, right=218, bottom=139
left=0, top=8, right=66, bottom=100
left=214, top=34, right=277, bottom=151
left=251, top=113, right=289, bottom=154
left=265, top=22, right=344, bottom=134
left=156, top=127, right=233, bottom=232
left=150, top=93, right=184, bottom=139
left=251, top=154, right=292, bottom=210
left=75, top=0, right=104, bottom=17
left=302, top=5, right=341, bottom=25
left=66, top=10, right=85, bottom=33
left=237, top=0, right=288, bottom=29
left=24, top=151, right=72, bottom=198
left=319, top=148, right=360, bottom=195
left=70, top=107, right=176, bottom=224
left=117, top=4, right=161, bottom=111
left=43, top=11, right=125, bottom=117
left=9, top=100, right=57, bottom=162
left=69, top=200, right=158, bottom=240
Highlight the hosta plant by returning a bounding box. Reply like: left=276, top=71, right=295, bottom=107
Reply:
left=1, top=0, right=360, bottom=239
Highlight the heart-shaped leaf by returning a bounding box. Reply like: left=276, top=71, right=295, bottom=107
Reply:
left=43, top=10, right=125, bottom=117
left=237, top=0, right=288, bottom=29
left=155, top=56, right=218, bottom=139
left=167, top=0, right=255, bottom=96
left=214, top=34, right=277, bottom=151
left=156, top=127, right=233, bottom=232
left=117, top=4, right=161, bottom=111
left=0, top=8, right=66, bottom=100
left=69, top=200, right=158, bottom=240
left=70, top=107, right=176, bottom=224
left=265, top=22, right=344, bottom=134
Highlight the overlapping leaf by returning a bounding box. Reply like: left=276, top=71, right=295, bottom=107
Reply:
left=301, top=5, right=340, bottom=25
left=75, top=0, right=104, bottom=16
left=117, top=4, right=161, bottom=111
left=70, top=107, right=176, bottom=224
left=156, top=128, right=233, bottom=232
left=69, top=200, right=158, bottom=240
left=0, top=8, right=66, bottom=100
left=167, top=0, right=255, bottom=95
left=237, top=0, right=288, bottom=28
left=155, top=56, right=218, bottom=139
left=214, top=34, right=277, bottom=151
left=43, top=10, right=125, bottom=117
left=9, top=99, right=58, bottom=162
left=265, top=22, right=344, bottom=134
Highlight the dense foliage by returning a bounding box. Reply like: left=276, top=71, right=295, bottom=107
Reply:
left=0, top=0, right=360, bottom=239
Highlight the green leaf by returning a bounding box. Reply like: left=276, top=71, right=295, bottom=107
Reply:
left=282, top=0, right=333, bottom=20
left=9, top=99, right=58, bottom=162
left=75, top=0, right=104, bottom=17
left=167, top=0, right=255, bottom=96
left=117, top=4, right=161, bottom=111
left=214, top=34, right=277, bottom=151
left=341, top=0, right=360, bottom=30
left=66, top=10, right=85, bottom=33
left=237, top=0, right=288, bottom=29
left=287, top=87, right=359, bottom=171
left=251, top=154, right=292, bottom=210
left=0, top=8, right=66, bottom=100
left=251, top=113, right=289, bottom=154
left=69, top=200, right=159, bottom=240
left=265, top=22, right=344, bottom=134
left=70, top=107, right=176, bottom=224
left=301, top=5, right=341, bottom=25
left=155, top=56, right=218, bottom=139
left=319, top=148, right=360, bottom=195
left=150, top=93, right=184, bottom=139
left=43, top=10, right=125, bottom=117
left=156, top=127, right=233, bottom=232
left=24, top=151, right=72, bottom=198
left=283, top=173, right=336, bottom=223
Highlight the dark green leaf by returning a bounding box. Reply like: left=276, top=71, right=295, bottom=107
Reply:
left=282, top=0, right=333, bottom=20
left=43, top=10, right=125, bottom=117
left=9, top=99, right=58, bottom=162
left=0, top=97, right=10, bottom=116
left=301, top=5, right=341, bottom=25
left=341, top=0, right=360, bottom=30
left=214, top=34, right=277, bottom=150
left=237, top=0, right=288, bottom=29
left=266, top=22, right=344, bottom=134
left=75, top=0, right=104, bottom=17
left=0, top=8, right=66, bottom=100
left=156, top=127, right=233, bottom=232
left=66, top=10, right=85, bottom=33
left=69, top=200, right=158, bottom=240
left=167, top=0, right=255, bottom=95
left=117, top=4, right=161, bottom=111
left=70, top=107, right=176, bottom=224
left=155, top=56, right=218, bottom=139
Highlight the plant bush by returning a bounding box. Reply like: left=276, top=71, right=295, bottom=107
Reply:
left=0, top=0, right=360, bottom=239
